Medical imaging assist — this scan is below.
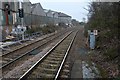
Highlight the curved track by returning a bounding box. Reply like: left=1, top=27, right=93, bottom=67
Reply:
left=1, top=30, right=69, bottom=69
left=1, top=30, right=75, bottom=78
left=19, top=31, right=78, bottom=79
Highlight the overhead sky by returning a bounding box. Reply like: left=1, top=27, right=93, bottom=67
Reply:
left=29, top=0, right=91, bottom=22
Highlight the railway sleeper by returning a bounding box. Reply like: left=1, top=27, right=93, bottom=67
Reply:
left=31, top=69, right=56, bottom=76
left=62, top=69, right=70, bottom=73
left=32, top=72, right=55, bottom=78
left=55, top=47, right=68, bottom=51
left=61, top=70, right=70, bottom=76
left=44, top=60, right=61, bottom=64
left=60, top=75, right=69, bottom=78
left=50, top=53, right=65, bottom=56
left=64, top=64, right=69, bottom=68
left=40, top=63, right=59, bottom=69
left=38, top=69, right=56, bottom=74
left=46, top=57, right=62, bottom=61
left=3, top=58, right=13, bottom=61
left=37, top=67, right=56, bottom=72
left=12, top=55, right=20, bottom=59
left=49, top=55, right=64, bottom=58
left=52, top=50, right=65, bottom=54
left=60, top=68, right=70, bottom=78
left=1, top=61, right=8, bottom=64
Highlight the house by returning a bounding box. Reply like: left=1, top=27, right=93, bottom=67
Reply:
left=43, top=9, right=54, bottom=25
left=22, top=0, right=31, bottom=14
left=22, top=0, right=32, bottom=26
left=51, top=11, right=59, bottom=25
left=44, top=9, right=60, bottom=25
left=44, top=9, right=59, bottom=18
left=31, top=3, right=46, bottom=16
left=0, top=1, right=2, bottom=8
left=58, top=12, right=72, bottom=26
left=30, top=3, right=46, bottom=26
left=44, top=9, right=53, bottom=17
left=0, top=1, right=3, bottom=26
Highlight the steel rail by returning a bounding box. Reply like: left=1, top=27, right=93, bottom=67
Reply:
left=0, top=31, right=71, bottom=69
left=1, top=32, right=56, bottom=57
left=54, top=30, right=78, bottom=80
left=18, top=31, right=73, bottom=80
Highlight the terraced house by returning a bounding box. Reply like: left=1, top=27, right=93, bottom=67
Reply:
left=44, top=9, right=60, bottom=25
left=58, top=12, right=72, bottom=27
left=30, top=3, right=46, bottom=27
left=0, top=0, right=72, bottom=41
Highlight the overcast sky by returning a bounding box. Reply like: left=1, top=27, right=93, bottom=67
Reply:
left=29, top=0, right=91, bottom=22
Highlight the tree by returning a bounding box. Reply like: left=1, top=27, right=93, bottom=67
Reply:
left=85, top=2, right=119, bottom=60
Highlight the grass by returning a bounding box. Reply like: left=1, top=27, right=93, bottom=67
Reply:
left=26, top=24, right=60, bottom=35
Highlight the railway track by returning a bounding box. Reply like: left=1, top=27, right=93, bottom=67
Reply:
left=1, top=28, right=72, bottom=55
left=18, top=30, right=78, bottom=79
left=1, top=31, right=74, bottom=78
left=1, top=29, right=71, bottom=55
left=1, top=30, right=70, bottom=69
left=1, top=32, right=55, bottom=56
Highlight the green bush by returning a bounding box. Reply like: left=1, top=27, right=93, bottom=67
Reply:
left=104, top=47, right=118, bottom=60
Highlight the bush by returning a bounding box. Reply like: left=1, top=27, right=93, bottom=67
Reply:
left=104, top=47, right=118, bottom=60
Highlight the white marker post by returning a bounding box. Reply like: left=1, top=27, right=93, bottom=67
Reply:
left=94, top=30, right=98, bottom=36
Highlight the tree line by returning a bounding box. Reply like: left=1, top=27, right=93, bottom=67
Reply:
left=85, top=2, right=120, bottom=61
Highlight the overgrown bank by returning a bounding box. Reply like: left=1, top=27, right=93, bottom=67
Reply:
left=84, top=2, right=120, bottom=78
left=26, top=24, right=62, bottom=35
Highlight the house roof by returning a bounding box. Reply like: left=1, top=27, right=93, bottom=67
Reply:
left=22, top=0, right=31, bottom=2
left=44, top=9, right=49, bottom=13
left=44, top=9, right=58, bottom=14
left=58, top=12, right=71, bottom=18
left=31, top=3, right=44, bottom=12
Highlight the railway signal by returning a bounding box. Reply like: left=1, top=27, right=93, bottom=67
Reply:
left=18, top=8, right=24, bottom=18
left=4, top=3, right=10, bottom=36
left=4, top=3, right=10, bottom=15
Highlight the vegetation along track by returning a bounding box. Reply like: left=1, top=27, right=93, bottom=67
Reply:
left=19, top=30, right=78, bottom=79
left=1, top=30, right=73, bottom=78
